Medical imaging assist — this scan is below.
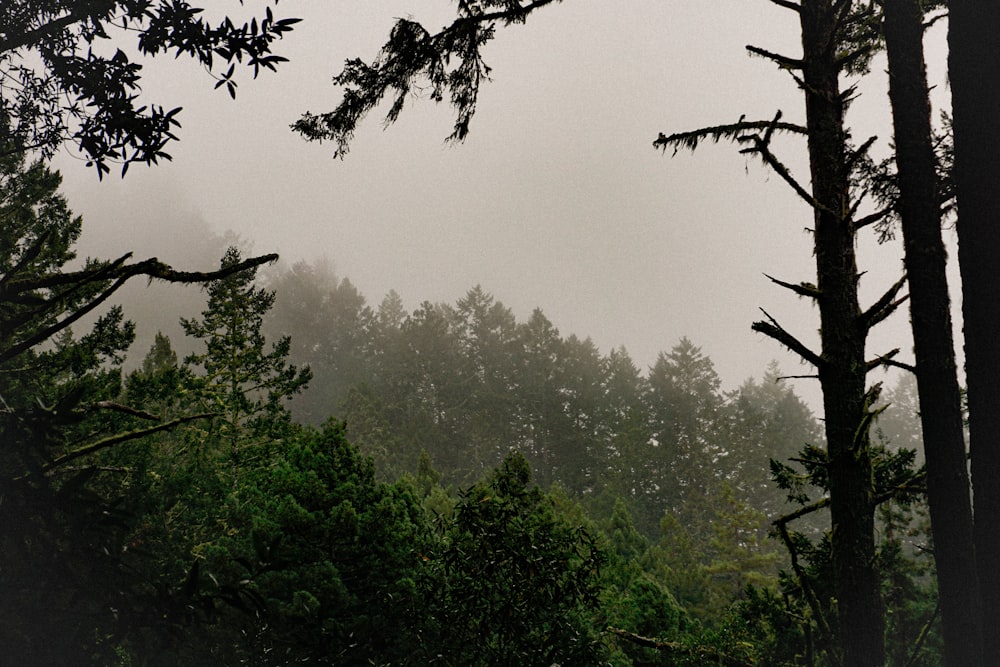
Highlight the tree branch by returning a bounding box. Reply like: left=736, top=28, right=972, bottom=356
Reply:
left=752, top=308, right=824, bottom=368
left=1, top=253, right=278, bottom=365
left=87, top=401, right=160, bottom=421
left=654, top=114, right=806, bottom=155
left=860, top=273, right=908, bottom=331
left=40, top=413, right=217, bottom=472
left=741, top=130, right=825, bottom=213
left=772, top=500, right=835, bottom=643
left=0, top=2, right=113, bottom=54
left=746, top=44, right=803, bottom=70
left=767, top=0, right=802, bottom=12
left=866, top=348, right=904, bottom=373
left=764, top=273, right=821, bottom=300
left=855, top=206, right=894, bottom=230
left=606, top=628, right=755, bottom=667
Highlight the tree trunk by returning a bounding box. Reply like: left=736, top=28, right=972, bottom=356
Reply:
left=799, top=2, right=884, bottom=664
left=949, top=2, right=1000, bottom=663
left=882, top=1, right=982, bottom=664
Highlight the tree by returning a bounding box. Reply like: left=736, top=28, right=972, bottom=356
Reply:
left=415, top=451, right=608, bottom=666
left=292, top=0, right=561, bottom=158
left=296, top=6, right=918, bottom=661
left=0, top=1, right=299, bottom=176
left=880, top=2, right=982, bottom=663
left=181, top=246, right=312, bottom=486
left=723, top=363, right=822, bottom=523
left=263, top=260, right=373, bottom=425
left=0, top=153, right=276, bottom=663
left=948, top=2, right=1000, bottom=662
left=232, top=421, right=429, bottom=665
left=652, top=3, right=905, bottom=662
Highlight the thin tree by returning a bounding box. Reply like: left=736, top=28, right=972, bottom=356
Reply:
left=948, top=1, right=1000, bottom=663
left=653, top=1, right=920, bottom=663
left=880, top=0, right=982, bottom=664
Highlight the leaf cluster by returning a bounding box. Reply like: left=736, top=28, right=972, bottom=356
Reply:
left=292, top=0, right=561, bottom=158
left=0, top=1, right=300, bottom=176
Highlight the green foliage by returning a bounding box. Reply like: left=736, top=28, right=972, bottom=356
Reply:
left=1, top=2, right=300, bottom=176
left=415, top=451, right=609, bottom=666
left=759, top=440, right=939, bottom=665
left=181, top=246, right=312, bottom=483
left=262, top=260, right=372, bottom=425
left=293, top=1, right=563, bottom=157
left=233, top=421, right=429, bottom=665
left=0, top=154, right=141, bottom=663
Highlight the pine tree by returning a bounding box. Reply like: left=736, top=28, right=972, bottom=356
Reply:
left=181, top=246, right=312, bottom=485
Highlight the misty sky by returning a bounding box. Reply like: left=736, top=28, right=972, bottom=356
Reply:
left=53, top=1, right=957, bottom=409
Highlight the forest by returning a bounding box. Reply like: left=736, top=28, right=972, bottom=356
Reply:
left=2, top=1, right=998, bottom=666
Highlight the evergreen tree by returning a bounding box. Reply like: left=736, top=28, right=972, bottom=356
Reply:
left=263, top=260, right=372, bottom=425
left=0, top=153, right=276, bottom=663
left=181, top=246, right=312, bottom=485
left=415, top=451, right=608, bottom=666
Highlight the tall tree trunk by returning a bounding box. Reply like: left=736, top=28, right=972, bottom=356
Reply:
left=799, top=1, right=884, bottom=664
left=882, top=1, right=982, bottom=664
left=949, top=2, right=1000, bottom=663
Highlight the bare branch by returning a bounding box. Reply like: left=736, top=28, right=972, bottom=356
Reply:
left=767, top=0, right=802, bottom=12
left=871, top=357, right=916, bottom=374
left=764, top=273, right=821, bottom=300
left=855, top=206, right=894, bottom=230
left=860, top=273, right=908, bottom=331
left=742, top=132, right=823, bottom=211
left=846, top=135, right=879, bottom=171
left=777, top=373, right=820, bottom=381
left=774, top=495, right=830, bottom=527
left=746, top=44, right=803, bottom=70
left=752, top=309, right=824, bottom=369
left=654, top=115, right=806, bottom=155
left=836, top=46, right=874, bottom=71
left=867, top=348, right=911, bottom=373
left=88, top=401, right=160, bottom=421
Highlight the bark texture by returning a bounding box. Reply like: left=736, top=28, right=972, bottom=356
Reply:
left=949, top=2, right=1000, bottom=663
left=799, top=1, right=883, bottom=664
left=882, top=1, right=982, bottom=664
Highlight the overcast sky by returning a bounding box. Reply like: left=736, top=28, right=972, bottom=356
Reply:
left=53, top=1, right=957, bottom=409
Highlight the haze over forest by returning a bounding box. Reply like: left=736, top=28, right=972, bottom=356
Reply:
left=52, top=1, right=957, bottom=407
left=5, top=1, right=991, bottom=665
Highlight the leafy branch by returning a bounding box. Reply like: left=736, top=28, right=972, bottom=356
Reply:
left=292, top=0, right=562, bottom=158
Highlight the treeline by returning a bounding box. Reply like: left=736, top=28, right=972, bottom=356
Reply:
left=2, top=154, right=937, bottom=665
left=262, top=261, right=823, bottom=539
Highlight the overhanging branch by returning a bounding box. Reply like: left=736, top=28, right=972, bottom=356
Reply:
left=1, top=253, right=278, bottom=365
left=40, top=412, right=217, bottom=472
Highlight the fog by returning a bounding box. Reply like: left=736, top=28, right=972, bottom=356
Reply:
left=52, top=1, right=957, bottom=408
